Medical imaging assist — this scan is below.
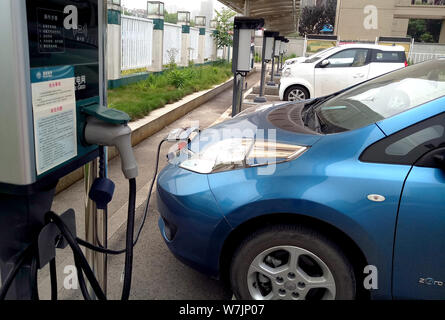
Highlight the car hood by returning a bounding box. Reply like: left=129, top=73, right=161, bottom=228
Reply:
left=285, top=57, right=307, bottom=65
left=285, top=62, right=314, bottom=75
left=191, top=101, right=322, bottom=153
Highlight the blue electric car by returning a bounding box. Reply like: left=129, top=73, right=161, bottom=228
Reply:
left=157, top=59, right=445, bottom=300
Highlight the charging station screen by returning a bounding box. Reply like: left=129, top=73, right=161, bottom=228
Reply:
left=26, top=0, right=100, bottom=102
left=26, top=0, right=100, bottom=176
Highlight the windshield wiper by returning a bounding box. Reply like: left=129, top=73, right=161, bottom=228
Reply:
left=302, top=93, right=338, bottom=133
left=302, top=94, right=335, bottom=126
left=303, top=107, right=325, bottom=134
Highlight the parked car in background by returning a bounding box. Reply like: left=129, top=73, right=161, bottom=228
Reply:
left=157, top=59, right=445, bottom=300
left=279, top=44, right=407, bottom=102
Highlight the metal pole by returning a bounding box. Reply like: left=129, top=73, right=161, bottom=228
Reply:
left=238, top=76, right=244, bottom=114
left=268, top=40, right=276, bottom=86
left=84, top=160, right=107, bottom=299
left=232, top=75, right=238, bottom=117
left=83, top=0, right=108, bottom=297
left=102, top=0, right=109, bottom=290
left=254, top=35, right=268, bottom=103
left=232, top=74, right=244, bottom=116
left=275, top=52, right=281, bottom=76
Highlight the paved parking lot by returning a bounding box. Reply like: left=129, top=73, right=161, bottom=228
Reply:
left=38, top=71, right=262, bottom=300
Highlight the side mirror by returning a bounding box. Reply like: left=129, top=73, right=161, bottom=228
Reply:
left=320, top=59, right=330, bottom=67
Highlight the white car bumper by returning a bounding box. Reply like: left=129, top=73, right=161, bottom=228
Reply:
left=279, top=77, right=293, bottom=101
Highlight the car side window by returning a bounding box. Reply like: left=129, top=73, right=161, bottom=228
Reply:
left=325, top=49, right=369, bottom=68
left=372, top=50, right=406, bottom=63
left=360, top=112, right=445, bottom=166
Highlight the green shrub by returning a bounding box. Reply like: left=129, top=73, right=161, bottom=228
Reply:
left=108, top=62, right=232, bottom=120
left=168, top=69, right=189, bottom=88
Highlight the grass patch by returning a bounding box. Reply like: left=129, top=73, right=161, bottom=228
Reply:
left=108, top=60, right=233, bottom=121
left=121, top=68, right=148, bottom=76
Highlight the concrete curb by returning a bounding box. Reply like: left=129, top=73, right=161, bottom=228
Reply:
left=55, top=76, right=235, bottom=193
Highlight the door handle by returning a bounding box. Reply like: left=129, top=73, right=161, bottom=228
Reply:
left=353, top=73, right=365, bottom=79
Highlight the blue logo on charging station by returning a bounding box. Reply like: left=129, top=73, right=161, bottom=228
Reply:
left=31, top=65, right=74, bottom=84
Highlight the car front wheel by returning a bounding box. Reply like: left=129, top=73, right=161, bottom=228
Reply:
left=284, top=86, right=309, bottom=102
left=230, top=224, right=356, bottom=300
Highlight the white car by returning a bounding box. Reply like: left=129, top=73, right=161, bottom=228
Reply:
left=279, top=44, right=408, bottom=102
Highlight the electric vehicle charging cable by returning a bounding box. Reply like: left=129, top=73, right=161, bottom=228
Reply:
left=76, top=139, right=166, bottom=255
left=49, top=139, right=168, bottom=300
left=0, top=133, right=187, bottom=300
left=0, top=178, right=138, bottom=300
left=0, top=244, right=34, bottom=300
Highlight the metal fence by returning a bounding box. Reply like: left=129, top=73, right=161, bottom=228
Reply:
left=121, top=15, right=153, bottom=71
left=409, top=52, right=445, bottom=64
left=163, top=23, right=182, bottom=65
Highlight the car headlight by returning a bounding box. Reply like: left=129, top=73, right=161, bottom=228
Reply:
left=283, top=68, right=291, bottom=78
left=178, top=138, right=308, bottom=174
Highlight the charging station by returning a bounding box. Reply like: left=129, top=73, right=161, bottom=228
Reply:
left=279, top=38, right=289, bottom=71
left=0, top=0, right=138, bottom=300
left=254, top=30, right=278, bottom=103
left=273, top=36, right=284, bottom=77
left=267, top=34, right=281, bottom=86
left=231, top=17, right=264, bottom=116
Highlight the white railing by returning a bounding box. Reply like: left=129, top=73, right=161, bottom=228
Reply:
left=409, top=52, right=445, bottom=64
left=163, top=23, right=182, bottom=65
left=121, top=15, right=153, bottom=71
left=217, top=48, right=224, bottom=59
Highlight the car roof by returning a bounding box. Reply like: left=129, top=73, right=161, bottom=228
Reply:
left=336, top=43, right=406, bottom=51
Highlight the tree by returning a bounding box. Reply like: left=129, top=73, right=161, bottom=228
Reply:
left=211, top=8, right=236, bottom=49
left=298, top=0, right=337, bottom=35
left=408, top=19, right=441, bottom=43
left=164, top=9, right=178, bottom=24
left=123, top=9, right=134, bottom=17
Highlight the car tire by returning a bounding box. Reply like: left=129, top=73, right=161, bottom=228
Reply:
left=284, top=86, right=309, bottom=102
left=230, top=224, right=356, bottom=300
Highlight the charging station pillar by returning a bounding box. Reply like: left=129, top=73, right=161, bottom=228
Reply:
left=254, top=31, right=278, bottom=103
left=231, top=17, right=264, bottom=117
left=0, top=0, right=135, bottom=299
left=268, top=36, right=278, bottom=87
left=254, top=34, right=268, bottom=104
left=84, top=159, right=108, bottom=297
left=274, top=37, right=282, bottom=77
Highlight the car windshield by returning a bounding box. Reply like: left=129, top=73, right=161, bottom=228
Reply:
left=303, top=47, right=337, bottom=63
left=314, top=59, right=445, bottom=133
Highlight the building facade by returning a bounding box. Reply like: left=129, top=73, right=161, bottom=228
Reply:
left=334, top=0, right=445, bottom=42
